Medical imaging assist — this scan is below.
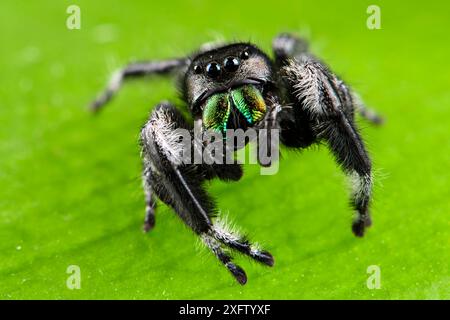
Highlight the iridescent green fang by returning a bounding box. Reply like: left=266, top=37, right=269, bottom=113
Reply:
left=231, top=85, right=267, bottom=125
left=202, top=93, right=231, bottom=133
left=202, top=85, right=267, bottom=133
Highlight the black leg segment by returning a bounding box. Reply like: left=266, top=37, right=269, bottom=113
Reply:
left=140, top=102, right=273, bottom=284
left=90, top=58, right=187, bottom=112
left=280, top=49, right=374, bottom=237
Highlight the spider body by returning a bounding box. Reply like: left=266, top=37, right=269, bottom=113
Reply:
left=91, top=33, right=382, bottom=285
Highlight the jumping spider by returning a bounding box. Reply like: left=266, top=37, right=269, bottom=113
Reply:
left=91, top=33, right=382, bottom=285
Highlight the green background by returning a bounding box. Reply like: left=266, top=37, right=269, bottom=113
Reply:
left=1, top=0, right=449, bottom=299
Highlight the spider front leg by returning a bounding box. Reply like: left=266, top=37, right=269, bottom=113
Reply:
left=281, top=58, right=374, bottom=237
left=140, top=102, right=273, bottom=284
left=273, top=32, right=383, bottom=125
left=90, top=58, right=187, bottom=112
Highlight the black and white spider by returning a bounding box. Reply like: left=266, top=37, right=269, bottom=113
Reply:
left=90, top=33, right=382, bottom=285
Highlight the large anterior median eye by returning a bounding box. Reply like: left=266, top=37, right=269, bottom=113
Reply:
left=206, top=62, right=221, bottom=78
left=223, top=57, right=239, bottom=72
left=202, top=93, right=231, bottom=133
left=230, top=85, right=267, bottom=125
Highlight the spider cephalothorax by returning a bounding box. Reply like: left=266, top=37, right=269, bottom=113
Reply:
left=183, top=43, right=273, bottom=133
left=90, top=33, right=382, bottom=285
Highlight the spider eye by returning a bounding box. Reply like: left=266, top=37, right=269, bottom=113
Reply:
left=240, top=50, right=250, bottom=60
left=223, top=57, right=239, bottom=72
left=206, top=62, right=221, bottom=78
left=193, top=65, right=203, bottom=74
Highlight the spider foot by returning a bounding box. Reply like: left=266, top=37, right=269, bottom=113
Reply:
left=142, top=201, right=156, bottom=233
left=143, top=215, right=155, bottom=233
left=352, top=215, right=372, bottom=237
left=227, top=263, right=247, bottom=285
left=251, top=250, right=274, bottom=267
left=210, top=228, right=275, bottom=267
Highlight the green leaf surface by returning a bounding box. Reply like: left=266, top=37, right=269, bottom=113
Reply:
left=0, top=0, right=449, bottom=299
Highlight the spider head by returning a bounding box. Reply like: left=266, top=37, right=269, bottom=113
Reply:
left=183, top=43, right=273, bottom=133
